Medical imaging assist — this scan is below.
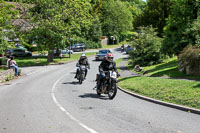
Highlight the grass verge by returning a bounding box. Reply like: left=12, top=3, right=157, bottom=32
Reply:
left=115, top=58, right=123, bottom=72
left=127, top=56, right=200, bottom=80
left=118, top=76, right=200, bottom=109
left=101, top=44, right=122, bottom=49
left=117, top=56, right=200, bottom=109
left=15, top=52, right=96, bottom=67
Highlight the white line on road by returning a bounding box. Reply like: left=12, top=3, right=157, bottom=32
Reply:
left=51, top=71, right=98, bottom=133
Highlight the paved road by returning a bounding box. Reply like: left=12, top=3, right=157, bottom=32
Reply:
left=0, top=48, right=200, bottom=133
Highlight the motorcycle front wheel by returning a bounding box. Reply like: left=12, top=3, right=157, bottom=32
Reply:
left=108, top=82, right=117, bottom=99
left=96, top=81, right=102, bottom=96
left=79, top=74, right=83, bottom=84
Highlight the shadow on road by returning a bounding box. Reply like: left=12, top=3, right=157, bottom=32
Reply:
left=78, top=93, right=109, bottom=100
left=62, top=81, right=80, bottom=85
left=92, top=59, right=101, bottom=62
left=70, top=72, right=76, bottom=74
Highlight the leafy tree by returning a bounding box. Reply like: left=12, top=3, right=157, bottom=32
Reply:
left=133, top=0, right=173, bottom=36
left=0, top=0, right=17, bottom=55
left=90, top=0, right=102, bottom=16
left=129, top=26, right=164, bottom=66
left=100, top=0, right=133, bottom=42
left=86, top=14, right=102, bottom=43
left=29, top=0, right=92, bottom=62
left=162, top=0, right=200, bottom=56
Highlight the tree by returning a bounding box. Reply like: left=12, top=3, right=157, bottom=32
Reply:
left=129, top=26, right=164, bottom=66
left=86, top=14, right=102, bottom=43
left=0, top=0, right=17, bottom=55
left=162, top=0, right=200, bottom=56
left=29, top=0, right=92, bottom=62
left=100, top=0, right=133, bottom=42
left=133, top=0, right=173, bottom=36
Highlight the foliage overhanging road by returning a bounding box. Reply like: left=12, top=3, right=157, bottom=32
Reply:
left=0, top=48, right=200, bottom=133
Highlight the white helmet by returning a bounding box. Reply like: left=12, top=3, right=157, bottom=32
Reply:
left=81, top=53, right=86, bottom=59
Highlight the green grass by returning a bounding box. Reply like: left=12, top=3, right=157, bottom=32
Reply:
left=128, top=56, right=200, bottom=80
left=117, top=56, right=200, bottom=109
left=15, top=52, right=96, bottom=67
left=118, top=76, right=200, bottom=109
left=115, top=58, right=123, bottom=72
left=101, top=44, right=122, bottom=49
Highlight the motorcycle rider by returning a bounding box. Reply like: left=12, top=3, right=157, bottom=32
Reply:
left=97, top=53, right=120, bottom=90
left=121, top=44, right=125, bottom=52
left=74, top=53, right=90, bottom=79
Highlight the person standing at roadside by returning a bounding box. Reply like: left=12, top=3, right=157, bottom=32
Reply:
left=6, top=56, right=11, bottom=69
left=59, top=51, right=62, bottom=60
left=10, top=56, right=19, bottom=76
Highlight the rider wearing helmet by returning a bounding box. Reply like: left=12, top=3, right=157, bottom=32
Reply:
left=98, top=53, right=120, bottom=88
left=74, top=53, right=90, bottom=79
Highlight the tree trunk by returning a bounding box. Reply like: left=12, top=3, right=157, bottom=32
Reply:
left=47, top=49, right=54, bottom=62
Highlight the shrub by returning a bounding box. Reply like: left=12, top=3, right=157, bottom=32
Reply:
left=178, top=45, right=200, bottom=75
left=72, top=37, right=101, bottom=49
left=129, top=26, right=165, bottom=66
left=0, top=57, right=8, bottom=65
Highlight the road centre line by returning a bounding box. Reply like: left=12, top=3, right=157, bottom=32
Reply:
left=51, top=69, right=98, bottom=133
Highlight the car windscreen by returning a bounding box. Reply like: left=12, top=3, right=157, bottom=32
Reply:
left=99, top=50, right=108, bottom=54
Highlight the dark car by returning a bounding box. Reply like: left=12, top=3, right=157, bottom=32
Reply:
left=95, top=49, right=111, bottom=61
left=71, top=43, right=86, bottom=52
left=5, top=48, right=32, bottom=57
left=125, top=45, right=133, bottom=54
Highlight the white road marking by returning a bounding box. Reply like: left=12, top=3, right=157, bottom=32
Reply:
left=51, top=71, right=98, bottom=133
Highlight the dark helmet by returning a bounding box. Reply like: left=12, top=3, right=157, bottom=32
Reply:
left=106, top=53, right=114, bottom=62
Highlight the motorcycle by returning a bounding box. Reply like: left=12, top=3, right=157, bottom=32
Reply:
left=77, top=65, right=87, bottom=84
left=96, top=70, right=118, bottom=99
left=121, top=45, right=125, bottom=52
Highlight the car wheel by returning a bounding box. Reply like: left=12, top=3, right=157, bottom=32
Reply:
left=27, top=54, right=32, bottom=57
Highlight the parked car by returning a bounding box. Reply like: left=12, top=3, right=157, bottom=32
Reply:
left=125, top=45, right=133, bottom=54
left=5, top=48, right=32, bottom=57
left=54, top=48, right=73, bottom=55
left=71, top=43, right=86, bottom=52
left=95, top=49, right=111, bottom=61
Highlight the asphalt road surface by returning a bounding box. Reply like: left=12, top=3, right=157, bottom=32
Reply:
left=0, top=48, right=200, bottom=133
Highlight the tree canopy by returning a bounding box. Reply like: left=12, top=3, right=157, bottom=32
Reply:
left=0, top=0, right=17, bottom=55
left=100, top=0, right=133, bottom=41
left=29, top=0, right=92, bottom=62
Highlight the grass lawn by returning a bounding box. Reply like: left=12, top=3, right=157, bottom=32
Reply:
left=101, top=44, right=122, bottom=49
left=127, top=56, right=200, bottom=80
left=15, top=52, right=96, bottom=67
left=115, top=58, right=123, bottom=72
left=118, top=76, right=200, bottom=109
left=118, top=56, right=200, bottom=109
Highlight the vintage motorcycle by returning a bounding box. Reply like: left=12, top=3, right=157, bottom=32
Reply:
left=77, top=65, right=87, bottom=84
left=96, top=70, right=118, bottom=99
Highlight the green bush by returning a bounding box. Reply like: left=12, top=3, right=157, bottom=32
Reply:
left=0, top=57, right=8, bottom=65
left=72, top=37, right=101, bottom=49
left=129, top=26, right=165, bottom=66
left=85, top=40, right=101, bottom=49
left=178, top=45, right=200, bottom=75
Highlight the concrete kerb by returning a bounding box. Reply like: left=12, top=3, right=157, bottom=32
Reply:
left=118, top=86, right=200, bottom=115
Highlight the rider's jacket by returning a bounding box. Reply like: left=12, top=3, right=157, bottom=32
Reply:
left=99, top=59, right=117, bottom=73
left=77, top=58, right=90, bottom=67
